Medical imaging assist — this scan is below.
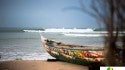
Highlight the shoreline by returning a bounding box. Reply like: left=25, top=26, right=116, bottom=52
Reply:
left=0, top=60, right=88, bottom=70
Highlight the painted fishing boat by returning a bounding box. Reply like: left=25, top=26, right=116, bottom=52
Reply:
left=41, top=35, right=104, bottom=66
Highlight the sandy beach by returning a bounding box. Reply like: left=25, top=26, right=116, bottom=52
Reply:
left=0, top=60, right=88, bottom=70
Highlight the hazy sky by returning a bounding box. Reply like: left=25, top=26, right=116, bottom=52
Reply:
left=0, top=0, right=99, bottom=28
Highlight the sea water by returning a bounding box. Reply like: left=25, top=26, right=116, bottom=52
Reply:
left=0, top=31, right=104, bottom=61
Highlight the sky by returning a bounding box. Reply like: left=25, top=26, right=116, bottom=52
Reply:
left=0, top=0, right=99, bottom=29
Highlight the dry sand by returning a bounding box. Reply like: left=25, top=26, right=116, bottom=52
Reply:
left=0, top=60, right=88, bottom=70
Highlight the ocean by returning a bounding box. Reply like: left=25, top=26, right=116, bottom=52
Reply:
left=0, top=31, right=104, bottom=61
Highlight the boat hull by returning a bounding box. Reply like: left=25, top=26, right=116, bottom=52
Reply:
left=48, top=50, right=103, bottom=66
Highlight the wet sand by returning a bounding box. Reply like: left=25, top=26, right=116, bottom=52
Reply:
left=0, top=60, right=88, bottom=70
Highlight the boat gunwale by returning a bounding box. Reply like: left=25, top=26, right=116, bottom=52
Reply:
left=45, top=39, right=104, bottom=51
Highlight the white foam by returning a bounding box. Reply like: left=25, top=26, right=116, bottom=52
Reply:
left=63, top=33, right=107, bottom=37
left=44, top=28, right=94, bottom=33
left=0, top=52, right=55, bottom=61
left=23, top=30, right=42, bottom=32
left=22, top=53, right=55, bottom=60
left=23, top=28, right=94, bottom=33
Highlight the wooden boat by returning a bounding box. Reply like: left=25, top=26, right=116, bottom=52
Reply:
left=41, top=35, right=104, bottom=66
